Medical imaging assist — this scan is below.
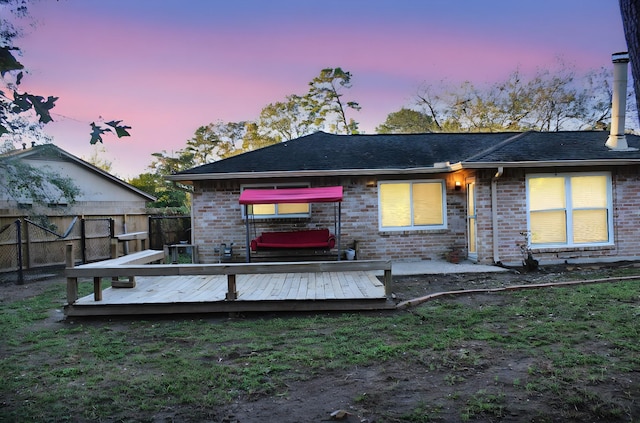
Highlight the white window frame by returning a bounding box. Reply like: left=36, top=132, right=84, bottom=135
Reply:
left=377, top=180, right=447, bottom=231
left=526, top=172, right=614, bottom=248
left=241, top=183, right=311, bottom=220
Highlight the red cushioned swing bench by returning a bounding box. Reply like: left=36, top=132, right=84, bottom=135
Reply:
left=239, top=186, right=343, bottom=262
left=250, top=228, right=336, bottom=251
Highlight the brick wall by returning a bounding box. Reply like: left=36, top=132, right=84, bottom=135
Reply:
left=475, top=166, right=640, bottom=266
left=474, top=169, right=528, bottom=265
left=192, top=175, right=468, bottom=263
left=191, top=166, right=640, bottom=265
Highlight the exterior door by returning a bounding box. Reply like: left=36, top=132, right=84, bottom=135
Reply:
left=466, top=180, right=478, bottom=261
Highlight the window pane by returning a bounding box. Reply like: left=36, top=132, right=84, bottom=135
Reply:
left=380, top=183, right=411, bottom=227
left=573, top=209, right=608, bottom=243
left=468, top=217, right=476, bottom=253
left=467, top=182, right=475, bottom=217
left=530, top=210, right=567, bottom=243
left=278, top=203, right=309, bottom=214
left=252, top=204, right=275, bottom=215
left=413, top=182, right=443, bottom=225
left=571, top=176, right=607, bottom=208
left=529, top=177, right=565, bottom=211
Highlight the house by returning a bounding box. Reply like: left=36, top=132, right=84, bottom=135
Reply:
left=0, top=143, right=156, bottom=270
left=168, top=53, right=640, bottom=267
left=0, top=143, right=154, bottom=215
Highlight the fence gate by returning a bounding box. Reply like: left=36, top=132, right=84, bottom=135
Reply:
left=81, top=218, right=113, bottom=263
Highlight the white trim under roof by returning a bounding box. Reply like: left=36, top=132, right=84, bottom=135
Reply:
left=167, top=165, right=459, bottom=183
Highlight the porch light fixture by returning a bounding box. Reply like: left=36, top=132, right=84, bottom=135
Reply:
left=366, top=179, right=377, bottom=188
left=454, top=180, right=462, bottom=191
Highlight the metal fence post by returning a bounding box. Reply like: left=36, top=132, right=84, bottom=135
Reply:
left=16, top=219, right=23, bottom=285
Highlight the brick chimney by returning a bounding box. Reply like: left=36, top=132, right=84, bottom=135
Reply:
left=605, top=52, right=635, bottom=150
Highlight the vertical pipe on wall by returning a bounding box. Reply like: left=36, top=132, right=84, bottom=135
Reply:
left=492, top=167, right=504, bottom=264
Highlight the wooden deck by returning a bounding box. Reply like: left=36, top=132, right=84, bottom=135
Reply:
left=63, top=243, right=394, bottom=317
left=63, top=244, right=509, bottom=318
left=65, top=269, right=393, bottom=317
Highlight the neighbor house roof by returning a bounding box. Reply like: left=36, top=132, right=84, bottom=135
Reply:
left=1, top=143, right=156, bottom=201
left=168, top=130, right=640, bottom=182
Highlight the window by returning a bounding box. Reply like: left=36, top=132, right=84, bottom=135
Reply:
left=527, top=173, right=612, bottom=247
left=241, top=184, right=310, bottom=219
left=378, top=180, right=446, bottom=231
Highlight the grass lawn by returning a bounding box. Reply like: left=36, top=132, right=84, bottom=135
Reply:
left=1, top=267, right=639, bottom=422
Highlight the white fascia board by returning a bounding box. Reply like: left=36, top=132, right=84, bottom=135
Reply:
left=166, top=166, right=457, bottom=182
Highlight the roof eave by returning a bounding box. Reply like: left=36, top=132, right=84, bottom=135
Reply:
left=166, top=166, right=458, bottom=183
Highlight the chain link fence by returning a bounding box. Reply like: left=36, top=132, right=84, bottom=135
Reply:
left=2, top=214, right=188, bottom=283
left=23, top=217, right=79, bottom=268
left=81, top=218, right=113, bottom=263
left=0, top=221, right=19, bottom=273
left=0, top=217, right=115, bottom=283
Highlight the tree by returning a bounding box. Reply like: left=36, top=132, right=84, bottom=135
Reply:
left=620, top=0, right=640, bottom=126
left=376, top=108, right=437, bottom=134
left=525, top=66, right=584, bottom=131
left=128, top=172, right=189, bottom=211
left=184, top=121, right=246, bottom=166
left=184, top=66, right=361, bottom=166
left=0, top=43, right=131, bottom=144
left=133, top=150, right=196, bottom=211
left=84, top=145, right=113, bottom=173
left=0, top=0, right=132, bottom=140
left=306, top=67, right=361, bottom=134
left=258, top=94, right=318, bottom=141
left=414, top=63, right=622, bottom=132
left=241, top=121, right=278, bottom=152
left=0, top=144, right=80, bottom=207
left=0, top=0, right=131, bottom=210
left=148, top=150, right=195, bottom=179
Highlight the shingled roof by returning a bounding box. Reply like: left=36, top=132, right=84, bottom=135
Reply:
left=169, top=130, right=640, bottom=182
left=172, top=131, right=517, bottom=180
left=464, top=131, right=640, bottom=166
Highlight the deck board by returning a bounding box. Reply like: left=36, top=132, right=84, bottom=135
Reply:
left=311, top=273, right=319, bottom=299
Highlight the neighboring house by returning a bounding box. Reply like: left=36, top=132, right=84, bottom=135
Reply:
left=169, top=54, right=640, bottom=267
left=0, top=143, right=154, bottom=215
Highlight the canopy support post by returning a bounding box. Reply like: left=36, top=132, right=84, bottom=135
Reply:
left=337, top=202, right=342, bottom=261
left=244, top=205, right=251, bottom=263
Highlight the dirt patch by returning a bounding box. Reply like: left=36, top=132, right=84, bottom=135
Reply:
left=0, top=268, right=61, bottom=302
left=2, top=263, right=639, bottom=422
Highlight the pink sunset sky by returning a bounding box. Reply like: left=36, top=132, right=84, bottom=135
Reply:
left=15, top=0, right=630, bottom=179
